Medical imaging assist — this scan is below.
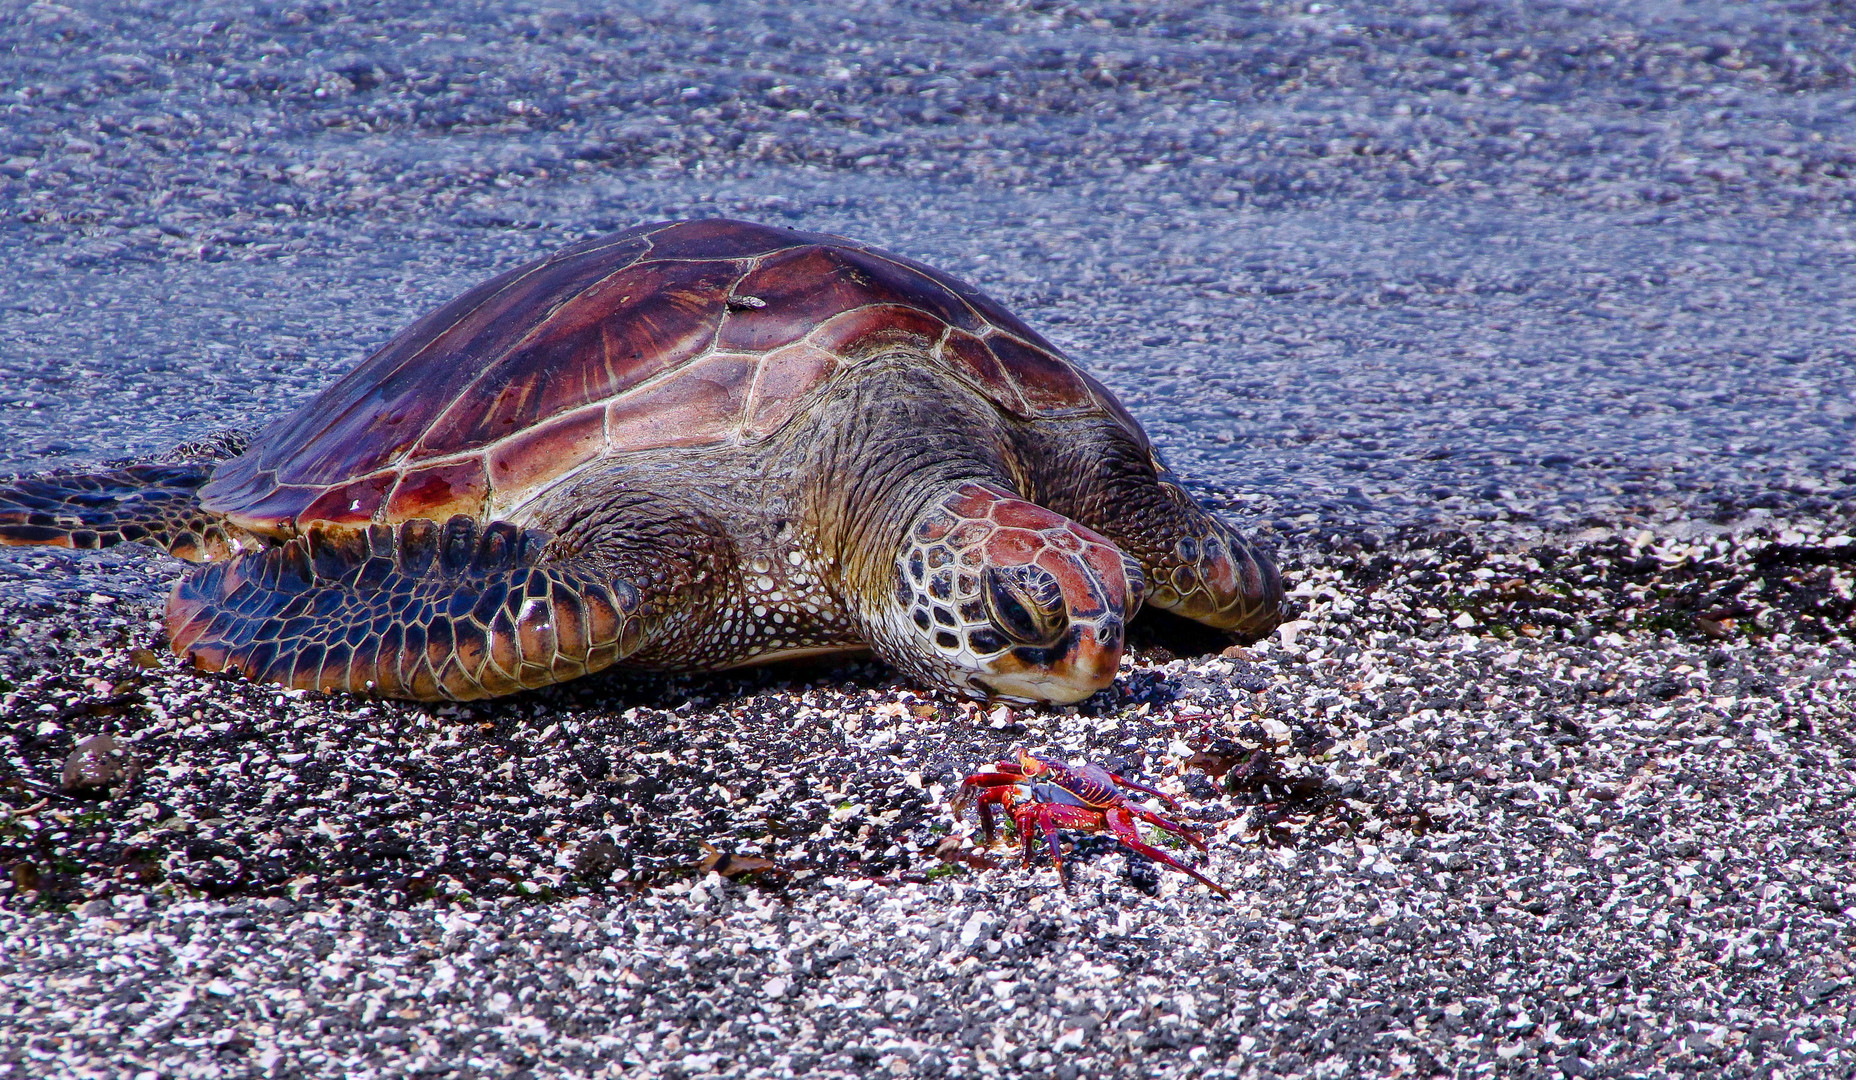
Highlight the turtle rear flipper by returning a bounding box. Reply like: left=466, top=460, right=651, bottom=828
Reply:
left=0, top=463, right=247, bottom=562
left=167, top=516, right=651, bottom=701
left=162, top=428, right=254, bottom=465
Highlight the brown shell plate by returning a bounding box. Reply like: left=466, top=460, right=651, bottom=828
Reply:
left=200, top=218, right=1142, bottom=534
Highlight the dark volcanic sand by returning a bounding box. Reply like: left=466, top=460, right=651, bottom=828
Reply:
left=2, top=3, right=1853, bottom=1078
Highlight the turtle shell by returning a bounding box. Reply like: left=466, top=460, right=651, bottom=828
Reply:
left=200, top=218, right=1143, bottom=535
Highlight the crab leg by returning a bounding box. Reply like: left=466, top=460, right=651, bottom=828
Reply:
left=1125, top=804, right=1211, bottom=852
left=1017, top=803, right=1104, bottom=887
left=1012, top=805, right=1042, bottom=866
left=1097, top=767, right=1181, bottom=811
left=1105, top=808, right=1229, bottom=897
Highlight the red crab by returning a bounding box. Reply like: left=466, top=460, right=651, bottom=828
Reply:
left=958, top=750, right=1228, bottom=896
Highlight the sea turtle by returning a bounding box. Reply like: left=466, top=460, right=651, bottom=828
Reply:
left=0, top=219, right=1281, bottom=704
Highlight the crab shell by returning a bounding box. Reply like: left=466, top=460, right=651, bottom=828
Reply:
left=198, top=219, right=1149, bottom=537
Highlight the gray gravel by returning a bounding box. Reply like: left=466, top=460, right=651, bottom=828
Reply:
left=2, top=2, right=1854, bottom=1078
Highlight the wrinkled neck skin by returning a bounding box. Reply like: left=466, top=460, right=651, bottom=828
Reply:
left=791, top=356, right=1017, bottom=630
left=781, top=356, right=1134, bottom=704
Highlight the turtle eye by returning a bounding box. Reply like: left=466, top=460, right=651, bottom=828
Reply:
left=982, top=566, right=1067, bottom=646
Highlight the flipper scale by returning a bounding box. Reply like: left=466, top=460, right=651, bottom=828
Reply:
left=167, top=517, right=652, bottom=701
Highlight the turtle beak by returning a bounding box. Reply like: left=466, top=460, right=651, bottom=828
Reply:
left=969, top=515, right=1134, bottom=705
left=975, top=618, right=1124, bottom=705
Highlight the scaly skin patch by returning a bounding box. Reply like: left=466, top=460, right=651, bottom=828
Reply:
left=881, top=481, right=1138, bottom=704
left=0, top=439, right=261, bottom=564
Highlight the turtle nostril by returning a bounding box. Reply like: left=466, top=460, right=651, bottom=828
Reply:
left=982, top=565, right=1067, bottom=646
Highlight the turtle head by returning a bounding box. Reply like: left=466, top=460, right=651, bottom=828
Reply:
left=874, top=482, right=1140, bottom=705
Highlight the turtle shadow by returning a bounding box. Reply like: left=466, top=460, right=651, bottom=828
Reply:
left=1126, top=607, right=1237, bottom=664
left=479, top=653, right=899, bottom=718
left=434, top=608, right=1240, bottom=731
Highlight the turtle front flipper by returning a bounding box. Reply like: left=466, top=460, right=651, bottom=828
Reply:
left=1021, top=421, right=1284, bottom=641
left=1074, top=475, right=1282, bottom=640
left=167, top=516, right=650, bottom=701
left=0, top=463, right=254, bottom=562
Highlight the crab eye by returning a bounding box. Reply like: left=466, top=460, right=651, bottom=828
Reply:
left=982, top=566, right=1066, bottom=646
